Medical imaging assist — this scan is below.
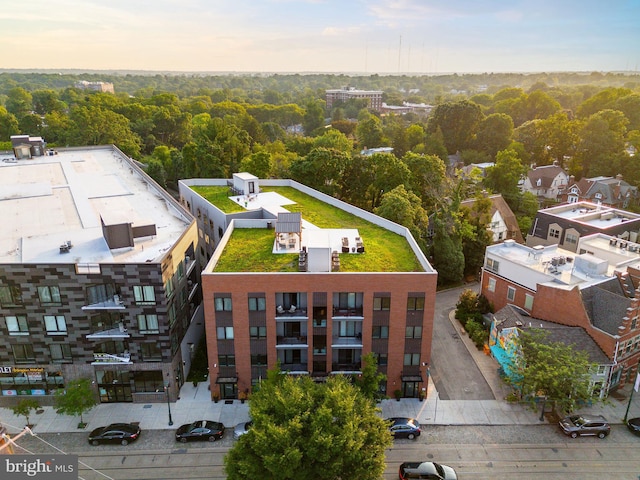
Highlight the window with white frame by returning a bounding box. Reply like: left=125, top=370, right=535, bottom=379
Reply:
left=487, top=277, right=496, bottom=292
left=565, top=233, right=578, bottom=245
left=217, top=326, right=234, bottom=339
left=6, top=316, right=29, bottom=335
left=507, top=286, right=516, bottom=302
left=44, top=315, right=67, bottom=335
left=524, top=294, right=534, bottom=311
left=137, top=314, right=159, bottom=334
left=486, top=258, right=499, bottom=272
left=133, top=285, right=156, bottom=305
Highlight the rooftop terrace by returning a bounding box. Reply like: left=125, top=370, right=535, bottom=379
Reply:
left=1, top=146, right=191, bottom=264
left=192, top=183, right=429, bottom=273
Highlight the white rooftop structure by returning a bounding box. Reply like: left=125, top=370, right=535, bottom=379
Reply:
left=484, top=237, right=638, bottom=292
left=541, top=201, right=640, bottom=228
left=0, top=146, right=191, bottom=264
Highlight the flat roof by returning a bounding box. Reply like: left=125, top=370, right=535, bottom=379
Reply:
left=0, top=146, right=190, bottom=264
left=540, top=202, right=640, bottom=228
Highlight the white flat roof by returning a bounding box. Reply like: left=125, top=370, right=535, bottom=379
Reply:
left=0, top=147, right=190, bottom=264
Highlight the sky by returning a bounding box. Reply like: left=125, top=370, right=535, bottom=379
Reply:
left=2, top=0, right=639, bottom=74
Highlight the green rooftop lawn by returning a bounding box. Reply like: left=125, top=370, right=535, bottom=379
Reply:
left=211, top=186, right=423, bottom=273
left=191, top=185, right=246, bottom=213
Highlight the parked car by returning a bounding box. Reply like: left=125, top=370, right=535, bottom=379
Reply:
left=233, top=420, right=253, bottom=439
left=399, top=461, right=457, bottom=480
left=175, top=420, right=225, bottom=442
left=385, top=417, right=421, bottom=440
left=559, top=414, right=610, bottom=438
left=88, top=423, right=141, bottom=446
left=626, top=417, right=640, bottom=436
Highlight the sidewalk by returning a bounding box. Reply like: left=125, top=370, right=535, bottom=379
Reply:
left=2, top=320, right=640, bottom=435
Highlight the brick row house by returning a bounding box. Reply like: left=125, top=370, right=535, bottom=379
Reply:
left=481, top=233, right=640, bottom=397
left=178, top=175, right=438, bottom=400
left=0, top=145, right=202, bottom=406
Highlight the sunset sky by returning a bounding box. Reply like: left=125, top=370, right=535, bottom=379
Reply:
left=3, top=0, right=639, bottom=74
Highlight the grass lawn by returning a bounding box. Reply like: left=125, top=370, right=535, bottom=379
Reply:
left=213, top=186, right=423, bottom=272
left=190, top=185, right=246, bottom=213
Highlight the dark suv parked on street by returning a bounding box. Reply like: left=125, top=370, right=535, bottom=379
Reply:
left=559, top=414, right=610, bottom=438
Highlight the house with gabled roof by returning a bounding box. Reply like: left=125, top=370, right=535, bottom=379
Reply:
left=562, top=174, right=639, bottom=209
left=521, top=163, right=569, bottom=201
left=461, top=193, right=524, bottom=244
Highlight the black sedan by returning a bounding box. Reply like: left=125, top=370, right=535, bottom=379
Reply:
left=385, top=417, right=421, bottom=440
left=627, top=417, right=640, bottom=436
left=175, top=420, right=225, bottom=443
left=88, top=423, right=141, bottom=446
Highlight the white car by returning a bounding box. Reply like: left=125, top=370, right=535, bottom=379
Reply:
left=233, top=420, right=252, bottom=439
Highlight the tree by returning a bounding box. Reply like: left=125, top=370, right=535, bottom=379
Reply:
left=302, top=99, right=325, bottom=136
left=5, top=87, right=33, bottom=119
left=54, top=378, right=98, bottom=427
left=473, top=113, right=514, bottom=159
left=354, top=352, right=386, bottom=402
left=483, top=148, right=527, bottom=209
left=460, top=193, right=493, bottom=278
left=427, top=100, right=484, bottom=154
left=240, top=151, right=273, bottom=179
left=515, top=330, right=595, bottom=415
left=225, top=370, right=391, bottom=480
left=355, top=112, right=385, bottom=149
left=11, top=398, right=40, bottom=427
left=375, top=185, right=430, bottom=252
left=403, top=152, right=447, bottom=210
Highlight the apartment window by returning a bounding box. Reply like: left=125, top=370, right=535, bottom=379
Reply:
left=140, top=342, right=162, bottom=361
left=405, top=326, right=422, bottom=339
left=215, top=296, right=232, bottom=311
left=565, top=233, right=578, bottom=245
left=168, top=304, right=177, bottom=328
left=251, top=354, right=267, bottom=366
left=507, top=286, right=516, bottom=302
left=50, top=344, right=72, bottom=363
left=339, top=321, right=358, bottom=337
left=375, top=353, right=388, bottom=366
left=38, top=286, right=62, bottom=306
left=631, top=317, right=637, bottom=331
left=6, top=316, right=29, bottom=335
left=219, top=355, right=235, bottom=367
left=134, top=286, right=156, bottom=305
left=403, top=353, right=420, bottom=366
left=217, top=326, right=234, bottom=339
left=372, top=326, right=389, bottom=339
left=524, top=294, right=534, bottom=311
left=44, top=315, right=67, bottom=335
left=87, top=284, right=116, bottom=304
left=12, top=344, right=35, bottom=363
left=0, top=285, right=23, bottom=307
left=373, top=297, right=390, bottom=311
left=407, top=296, right=424, bottom=311
left=165, top=278, right=174, bottom=298
left=549, top=227, right=560, bottom=239
left=248, top=297, right=266, bottom=311
left=487, top=277, right=496, bottom=293
left=250, top=326, right=267, bottom=339
left=486, top=258, right=499, bottom=273
left=337, top=292, right=357, bottom=309
left=596, top=365, right=607, bottom=375
left=137, top=314, right=159, bottom=334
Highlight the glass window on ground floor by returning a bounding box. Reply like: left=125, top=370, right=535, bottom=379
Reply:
left=0, top=368, right=64, bottom=396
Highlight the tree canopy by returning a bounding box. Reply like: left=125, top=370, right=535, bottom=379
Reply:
left=224, top=370, right=391, bottom=480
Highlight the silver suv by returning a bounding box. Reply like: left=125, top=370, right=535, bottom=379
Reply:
left=559, top=414, right=610, bottom=438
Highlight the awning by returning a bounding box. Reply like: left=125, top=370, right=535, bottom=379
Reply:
left=216, top=376, right=238, bottom=384
left=401, top=375, right=423, bottom=382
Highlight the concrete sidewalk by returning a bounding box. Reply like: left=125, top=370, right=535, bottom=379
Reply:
left=2, top=314, right=639, bottom=435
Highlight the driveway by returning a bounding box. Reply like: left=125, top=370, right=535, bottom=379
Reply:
left=430, top=283, right=496, bottom=400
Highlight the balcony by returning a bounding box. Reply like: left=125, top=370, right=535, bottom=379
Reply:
left=82, top=295, right=125, bottom=311
left=86, top=323, right=130, bottom=339
left=91, top=352, right=132, bottom=365
left=331, top=336, right=363, bottom=348
left=279, top=363, right=309, bottom=374
left=331, top=363, right=361, bottom=374
left=332, top=307, right=363, bottom=318
left=275, top=307, right=308, bottom=320
left=276, top=336, right=308, bottom=349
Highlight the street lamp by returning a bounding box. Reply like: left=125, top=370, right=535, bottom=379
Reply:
left=164, top=382, right=173, bottom=426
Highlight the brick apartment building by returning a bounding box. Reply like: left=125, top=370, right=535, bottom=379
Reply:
left=178, top=174, right=437, bottom=400
left=481, top=234, right=640, bottom=395
left=0, top=144, right=201, bottom=406
left=325, top=87, right=383, bottom=112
